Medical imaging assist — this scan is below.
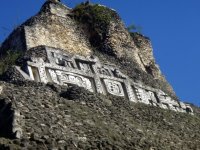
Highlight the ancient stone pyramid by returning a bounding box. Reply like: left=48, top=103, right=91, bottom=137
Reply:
left=0, top=1, right=196, bottom=145
left=0, top=1, right=193, bottom=114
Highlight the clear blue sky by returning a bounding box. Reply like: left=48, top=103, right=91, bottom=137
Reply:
left=0, top=0, right=199, bottom=106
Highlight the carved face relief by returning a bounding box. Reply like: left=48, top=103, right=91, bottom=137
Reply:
left=104, top=79, right=124, bottom=96
left=58, top=71, right=93, bottom=92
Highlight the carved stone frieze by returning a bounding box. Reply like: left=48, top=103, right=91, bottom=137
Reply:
left=16, top=46, right=193, bottom=114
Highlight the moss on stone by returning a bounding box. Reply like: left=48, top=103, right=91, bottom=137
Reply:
left=0, top=50, right=23, bottom=75
left=73, top=3, right=120, bottom=47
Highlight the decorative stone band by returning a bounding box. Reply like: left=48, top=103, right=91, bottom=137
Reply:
left=17, top=46, right=193, bottom=114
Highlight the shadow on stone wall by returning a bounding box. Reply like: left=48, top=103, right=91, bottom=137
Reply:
left=0, top=99, right=14, bottom=138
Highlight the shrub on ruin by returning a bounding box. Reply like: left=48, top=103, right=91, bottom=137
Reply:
left=72, top=3, right=120, bottom=47
left=0, top=50, right=22, bottom=74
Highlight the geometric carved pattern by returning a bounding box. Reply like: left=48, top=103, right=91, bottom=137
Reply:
left=60, top=72, right=93, bottom=92
left=48, top=69, right=60, bottom=84
left=134, top=87, right=150, bottom=104
left=24, top=46, right=193, bottom=114
left=57, top=70, right=93, bottom=92
left=104, top=79, right=124, bottom=96
left=78, top=62, right=92, bottom=73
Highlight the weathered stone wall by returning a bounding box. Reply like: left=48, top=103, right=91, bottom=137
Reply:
left=105, top=21, right=146, bottom=71
left=0, top=81, right=74, bottom=141
left=0, top=81, right=199, bottom=149
left=131, top=33, right=176, bottom=96
left=0, top=2, right=93, bottom=56
left=103, top=18, right=176, bottom=98
left=24, top=2, right=92, bottom=56
left=131, top=33, right=163, bottom=79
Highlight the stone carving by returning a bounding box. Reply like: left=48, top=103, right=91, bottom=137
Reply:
left=113, top=69, right=126, bottom=79
left=97, top=66, right=111, bottom=76
left=148, top=91, right=159, bottom=106
left=48, top=69, right=60, bottom=84
left=157, top=91, right=180, bottom=111
left=57, top=71, right=93, bottom=92
left=48, top=69, right=93, bottom=92
left=17, top=46, right=193, bottom=114
left=104, top=79, right=124, bottom=96
left=134, top=87, right=157, bottom=105
left=78, top=62, right=92, bottom=73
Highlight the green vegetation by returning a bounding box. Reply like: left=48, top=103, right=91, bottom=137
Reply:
left=127, top=24, right=143, bottom=34
left=0, top=50, right=22, bottom=74
left=73, top=3, right=119, bottom=26
left=73, top=3, right=120, bottom=46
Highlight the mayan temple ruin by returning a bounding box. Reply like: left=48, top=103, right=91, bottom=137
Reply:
left=0, top=1, right=199, bottom=149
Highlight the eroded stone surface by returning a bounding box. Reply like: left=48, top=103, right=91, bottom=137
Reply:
left=1, top=2, right=92, bottom=56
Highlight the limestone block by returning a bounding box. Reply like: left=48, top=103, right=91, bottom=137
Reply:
left=148, top=91, right=159, bottom=104
left=12, top=110, right=23, bottom=139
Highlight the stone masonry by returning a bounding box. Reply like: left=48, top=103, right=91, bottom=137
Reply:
left=0, top=1, right=198, bottom=148
left=14, top=46, right=193, bottom=114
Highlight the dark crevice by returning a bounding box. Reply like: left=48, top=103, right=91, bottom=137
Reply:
left=0, top=100, right=14, bottom=138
